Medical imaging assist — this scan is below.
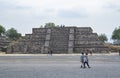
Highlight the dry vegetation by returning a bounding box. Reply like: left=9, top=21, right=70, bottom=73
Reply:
left=105, top=43, right=120, bottom=52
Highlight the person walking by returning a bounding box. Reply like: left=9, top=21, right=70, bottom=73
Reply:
left=119, top=49, right=120, bottom=56
left=83, top=53, right=91, bottom=68
left=50, top=50, right=53, bottom=56
left=47, top=51, right=50, bottom=56
left=80, top=52, right=84, bottom=68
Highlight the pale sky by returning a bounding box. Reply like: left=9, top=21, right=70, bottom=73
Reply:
left=0, top=0, right=120, bottom=42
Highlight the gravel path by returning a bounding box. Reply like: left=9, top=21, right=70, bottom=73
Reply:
left=0, top=53, right=120, bottom=78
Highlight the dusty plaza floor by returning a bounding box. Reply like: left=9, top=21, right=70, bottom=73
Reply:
left=0, top=53, right=120, bottom=78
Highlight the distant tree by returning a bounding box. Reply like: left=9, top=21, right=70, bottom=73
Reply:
left=111, top=26, right=120, bottom=44
left=0, top=25, right=6, bottom=36
left=98, top=34, right=108, bottom=43
left=111, top=26, right=120, bottom=40
left=44, top=22, right=56, bottom=28
left=6, top=28, right=21, bottom=40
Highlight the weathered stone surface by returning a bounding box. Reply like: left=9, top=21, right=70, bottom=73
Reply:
left=0, top=36, right=10, bottom=52
left=7, top=27, right=109, bottom=54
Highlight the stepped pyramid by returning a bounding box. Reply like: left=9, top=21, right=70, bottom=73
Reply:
left=7, top=26, right=109, bottom=54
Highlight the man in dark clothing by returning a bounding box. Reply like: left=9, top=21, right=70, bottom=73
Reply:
left=119, top=50, right=120, bottom=56
left=50, top=50, right=53, bottom=56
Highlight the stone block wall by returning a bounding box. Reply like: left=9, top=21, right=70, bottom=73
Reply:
left=74, top=27, right=109, bottom=53
left=50, top=27, right=69, bottom=53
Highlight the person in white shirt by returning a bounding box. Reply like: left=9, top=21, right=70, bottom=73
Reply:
left=83, top=53, right=91, bottom=68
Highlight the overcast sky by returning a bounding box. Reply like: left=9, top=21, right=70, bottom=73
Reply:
left=0, top=0, right=120, bottom=42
